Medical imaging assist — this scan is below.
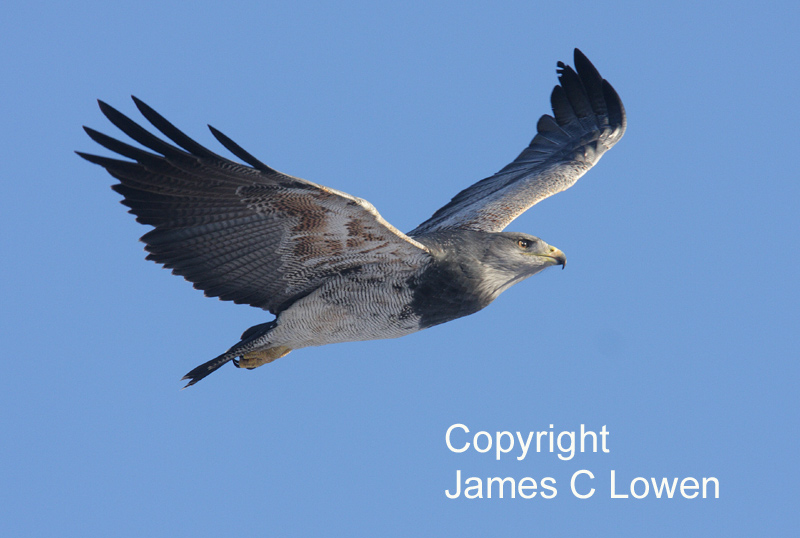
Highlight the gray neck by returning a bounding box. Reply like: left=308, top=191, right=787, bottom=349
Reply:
left=410, top=230, right=509, bottom=329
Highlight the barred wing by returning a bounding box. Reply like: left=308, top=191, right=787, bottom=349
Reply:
left=78, top=97, right=430, bottom=313
left=410, top=49, right=626, bottom=235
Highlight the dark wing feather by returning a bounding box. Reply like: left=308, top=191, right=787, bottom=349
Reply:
left=410, top=49, right=626, bottom=235
left=78, top=98, right=430, bottom=313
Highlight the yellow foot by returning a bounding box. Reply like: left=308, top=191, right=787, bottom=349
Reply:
left=237, top=346, right=292, bottom=369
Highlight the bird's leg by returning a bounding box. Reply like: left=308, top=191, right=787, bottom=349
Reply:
left=234, top=346, right=293, bottom=370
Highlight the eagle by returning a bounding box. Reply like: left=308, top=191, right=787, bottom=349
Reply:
left=78, top=49, right=626, bottom=387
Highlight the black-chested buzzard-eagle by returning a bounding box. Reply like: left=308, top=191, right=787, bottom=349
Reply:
left=78, top=49, right=626, bottom=387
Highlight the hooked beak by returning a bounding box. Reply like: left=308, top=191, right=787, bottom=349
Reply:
left=548, top=247, right=567, bottom=270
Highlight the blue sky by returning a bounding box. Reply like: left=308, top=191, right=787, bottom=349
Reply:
left=2, top=0, right=798, bottom=536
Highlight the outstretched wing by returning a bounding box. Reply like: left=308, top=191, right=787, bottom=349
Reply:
left=410, top=49, right=626, bottom=235
left=78, top=97, right=430, bottom=314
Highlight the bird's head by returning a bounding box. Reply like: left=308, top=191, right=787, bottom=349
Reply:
left=478, top=232, right=566, bottom=295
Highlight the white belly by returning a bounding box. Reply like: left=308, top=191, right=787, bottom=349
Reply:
left=266, top=267, right=422, bottom=349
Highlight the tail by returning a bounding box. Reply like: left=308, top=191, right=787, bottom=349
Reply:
left=181, top=321, right=276, bottom=388
left=181, top=352, right=236, bottom=388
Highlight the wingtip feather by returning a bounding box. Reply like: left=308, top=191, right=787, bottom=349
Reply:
left=207, top=124, right=278, bottom=174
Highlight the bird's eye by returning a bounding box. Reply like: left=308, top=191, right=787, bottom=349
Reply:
left=517, top=239, right=530, bottom=249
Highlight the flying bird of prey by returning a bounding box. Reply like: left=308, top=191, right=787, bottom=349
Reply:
left=78, top=49, right=626, bottom=387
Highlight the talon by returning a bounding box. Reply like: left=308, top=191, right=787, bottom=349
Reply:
left=236, top=346, right=292, bottom=369
left=232, top=357, right=241, bottom=368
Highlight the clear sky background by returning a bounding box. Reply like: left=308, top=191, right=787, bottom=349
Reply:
left=2, top=1, right=798, bottom=536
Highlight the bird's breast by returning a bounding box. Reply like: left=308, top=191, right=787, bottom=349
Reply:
left=408, top=260, right=494, bottom=329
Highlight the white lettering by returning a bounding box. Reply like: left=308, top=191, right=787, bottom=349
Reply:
left=580, top=424, right=597, bottom=453
left=495, top=431, right=514, bottom=461
left=445, top=469, right=462, bottom=498
left=446, top=424, right=469, bottom=453
left=516, top=431, right=534, bottom=461
left=536, top=430, right=548, bottom=452
left=680, top=477, right=699, bottom=499
left=600, top=425, right=610, bottom=453
left=630, top=477, right=649, bottom=499
left=487, top=477, right=516, bottom=498
left=557, top=431, right=575, bottom=460
left=540, top=477, right=557, bottom=499
left=651, top=477, right=678, bottom=498
left=473, top=431, right=492, bottom=453
left=610, top=470, right=628, bottom=498
left=570, top=470, right=595, bottom=499
left=518, top=477, right=537, bottom=499
left=703, top=477, right=720, bottom=498
left=465, top=476, right=483, bottom=499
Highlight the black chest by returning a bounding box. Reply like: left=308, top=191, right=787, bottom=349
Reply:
left=408, top=260, right=494, bottom=329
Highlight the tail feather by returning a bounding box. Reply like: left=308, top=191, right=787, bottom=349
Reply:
left=181, top=320, right=278, bottom=388
left=181, top=352, right=235, bottom=388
